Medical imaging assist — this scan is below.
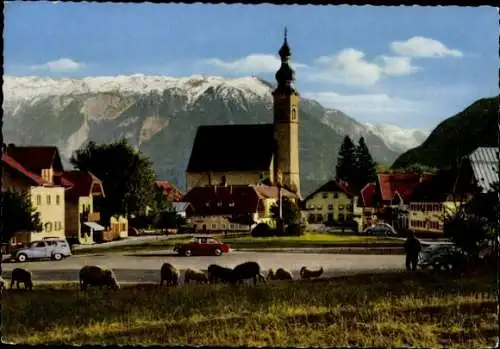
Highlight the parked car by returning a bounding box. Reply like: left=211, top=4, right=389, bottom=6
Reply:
left=173, top=236, right=231, bottom=257
left=12, top=239, right=72, bottom=262
left=418, top=244, right=468, bottom=272
left=362, top=223, right=397, bottom=236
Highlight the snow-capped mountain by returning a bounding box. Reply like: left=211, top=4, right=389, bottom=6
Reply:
left=363, top=123, right=429, bottom=153
left=2, top=75, right=423, bottom=195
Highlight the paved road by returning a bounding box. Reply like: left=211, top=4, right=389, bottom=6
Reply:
left=1, top=250, right=405, bottom=284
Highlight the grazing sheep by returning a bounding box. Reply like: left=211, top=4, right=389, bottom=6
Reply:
left=267, top=268, right=293, bottom=281
left=184, top=268, right=208, bottom=284
left=231, top=261, right=266, bottom=285
left=207, top=264, right=233, bottom=284
left=10, top=268, right=33, bottom=290
left=160, top=263, right=180, bottom=286
left=300, top=266, right=324, bottom=280
left=79, top=265, right=120, bottom=291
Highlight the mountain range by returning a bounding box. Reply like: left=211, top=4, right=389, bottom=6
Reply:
left=3, top=74, right=428, bottom=196
left=392, top=95, right=498, bottom=170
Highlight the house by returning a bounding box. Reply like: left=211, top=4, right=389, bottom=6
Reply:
left=1, top=148, right=67, bottom=245
left=60, top=171, right=106, bottom=244
left=171, top=202, right=191, bottom=218
left=301, top=180, right=362, bottom=230
left=409, top=168, right=474, bottom=234
left=359, top=183, right=378, bottom=228
left=375, top=172, right=434, bottom=230
left=183, top=184, right=297, bottom=233
left=186, top=30, right=301, bottom=198
left=155, top=180, right=184, bottom=202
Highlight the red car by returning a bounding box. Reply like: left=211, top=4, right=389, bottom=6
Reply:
left=173, top=236, right=231, bottom=257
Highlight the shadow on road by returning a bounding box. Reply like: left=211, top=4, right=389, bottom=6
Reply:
left=124, top=253, right=179, bottom=258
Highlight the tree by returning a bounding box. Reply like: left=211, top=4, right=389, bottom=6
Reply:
left=335, top=135, right=357, bottom=184
left=352, top=137, right=377, bottom=191
left=270, top=196, right=302, bottom=226
left=443, top=208, right=489, bottom=258
left=400, top=163, right=437, bottom=174
left=70, top=139, right=156, bottom=224
left=0, top=190, right=43, bottom=275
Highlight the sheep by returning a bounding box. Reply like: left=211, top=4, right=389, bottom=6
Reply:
left=267, top=268, right=293, bottom=281
left=10, top=268, right=33, bottom=290
left=300, top=266, right=324, bottom=280
left=230, top=261, right=266, bottom=285
left=160, top=263, right=180, bottom=286
left=184, top=268, right=208, bottom=284
left=207, top=264, right=233, bottom=284
left=79, top=265, right=120, bottom=291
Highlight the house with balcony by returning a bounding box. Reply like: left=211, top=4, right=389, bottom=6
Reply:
left=301, top=180, right=362, bottom=231
left=2, top=146, right=68, bottom=245
left=182, top=184, right=297, bottom=233
left=409, top=168, right=475, bottom=234
left=60, top=171, right=106, bottom=244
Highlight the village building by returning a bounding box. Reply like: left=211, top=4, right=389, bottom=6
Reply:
left=1, top=145, right=68, bottom=245
left=301, top=180, right=363, bottom=231
left=155, top=180, right=184, bottom=202
left=183, top=184, right=297, bottom=233
left=186, top=29, right=301, bottom=198
left=359, top=183, right=378, bottom=228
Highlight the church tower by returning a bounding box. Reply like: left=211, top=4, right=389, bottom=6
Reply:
left=273, top=28, right=301, bottom=198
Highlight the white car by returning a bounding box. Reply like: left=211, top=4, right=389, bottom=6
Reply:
left=12, top=239, right=72, bottom=262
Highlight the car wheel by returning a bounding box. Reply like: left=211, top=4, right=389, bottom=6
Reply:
left=17, top=254, right=28, bottom=263
left=53, top=253, right=63, bottom=261
left=214, top=248, right=222, bottom=256
left=184, top=249, right=192, bottom=257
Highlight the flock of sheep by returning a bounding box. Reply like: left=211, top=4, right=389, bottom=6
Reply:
left=0, top=262, right=325, bottom=293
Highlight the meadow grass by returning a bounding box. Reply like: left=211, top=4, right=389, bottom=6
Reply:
left=74, top=232, right=400, bottom=255
left=2, top=270, right=497, bottom=347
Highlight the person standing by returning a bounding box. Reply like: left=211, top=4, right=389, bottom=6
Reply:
left=404, top=232, right=422, bottom=271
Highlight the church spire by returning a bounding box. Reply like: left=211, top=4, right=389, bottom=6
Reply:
left=275, top=27, right=295, bottom=93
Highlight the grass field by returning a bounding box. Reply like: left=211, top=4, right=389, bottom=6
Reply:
left=3, top=270, right=497, bottom=347
left=74, top=232, right=401, bottom=255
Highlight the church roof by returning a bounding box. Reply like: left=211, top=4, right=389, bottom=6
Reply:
left=186, top=124, right=275, bottom=173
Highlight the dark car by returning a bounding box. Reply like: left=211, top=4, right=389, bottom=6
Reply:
left=418, top=244, right=468, bottom=272
left=362, top=223, right=397, bottom=237
left=173, top=236, right=231, bottom=257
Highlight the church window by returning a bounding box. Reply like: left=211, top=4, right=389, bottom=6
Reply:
left=291, top=108, right=297, bottom=121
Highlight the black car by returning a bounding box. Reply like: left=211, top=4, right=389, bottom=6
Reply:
left=418, top=244, right=468, bottom=273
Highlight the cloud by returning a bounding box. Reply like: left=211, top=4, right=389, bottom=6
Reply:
left=30, top=58, right=84, bottom=72
left=202, top=54, right=308, bottom=73
left=391, top=36, right=463, bottom=58
left=303, top=91, right=419, bottom=115
left=377, top=55, right=421, bottom=76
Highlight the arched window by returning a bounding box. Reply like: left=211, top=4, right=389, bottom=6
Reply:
left=291, top=107, right=297, bottom=121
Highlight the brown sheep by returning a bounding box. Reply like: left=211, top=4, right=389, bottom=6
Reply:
left=231, top=261, right=266, bottom=285
left=160, top=262, right=180, bottom=286
left=79, top=265, right=120, bottom=291
left=184, top=268, right=208, bottom=284
left=207, top=264, right=233, bottom=284
left=10, top=268, right=33, bottom=290
left=300, top=266, right=324, bottom=280
left=267, top=268, right=293, bottom=281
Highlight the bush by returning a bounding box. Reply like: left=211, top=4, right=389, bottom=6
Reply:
left=284, top=223, right=306, bottom=236
left=251, top=223, right=275, bottom=238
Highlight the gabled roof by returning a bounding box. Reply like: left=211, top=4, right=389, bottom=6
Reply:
left=186, top=124, right=275, bottom=173
left=303, top=179, right=354, bottom=202
left=467, top=147, right=499, bottom=193
left=360, top=183, right=377, bottom=207
left=377, top=172, right=433, bottom=204
left=172, top=202, right=191, bottom=212
left=6, top=145, right=64, bottom=174
left=182, top=185, right=264, bottom=216
left=61, top=171, right=105, bottom=198
left=155, top=180, right=184, bottom=202
left=2, top=153, right=48, bottom=186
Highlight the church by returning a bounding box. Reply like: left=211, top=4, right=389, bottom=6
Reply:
left=186, top=29, right=301, bottom=198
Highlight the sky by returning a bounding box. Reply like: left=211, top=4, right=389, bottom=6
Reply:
left=4, top=2, right=498, bottom=132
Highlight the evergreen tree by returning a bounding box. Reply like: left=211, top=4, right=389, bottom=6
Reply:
left=335, top=135, right=356, bottom=184
left=353, top=137, right=377, bottom=190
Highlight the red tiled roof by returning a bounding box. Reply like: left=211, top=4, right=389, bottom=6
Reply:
left=6, top=145, right=64, bottom=174
left=360, top=183, right=376, bottom=207
left=377, top=173, right=434, bottom=204
left=2, top=153, right=48, bottom=186
left=155, top=180, right=184, bottom=202
left=182, top=185, right=264, bottom=216
left=61, top=171, right=105, bottom=198
left=53, top=172, right=74, bottom=188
